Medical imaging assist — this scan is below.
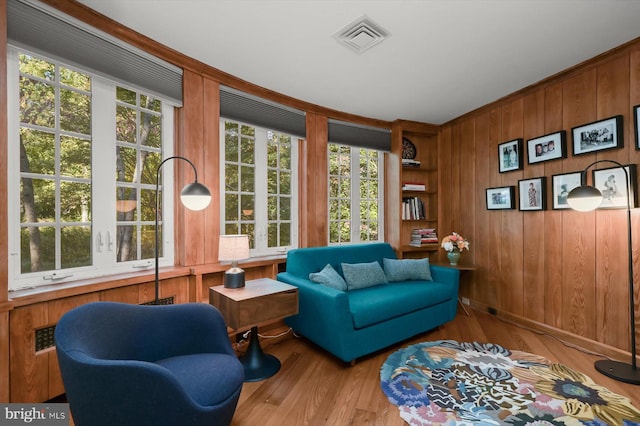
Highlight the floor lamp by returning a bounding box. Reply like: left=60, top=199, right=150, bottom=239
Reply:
left=154, top=156, right=211, bottom=304
left=566, top=159, right=640, bottom=385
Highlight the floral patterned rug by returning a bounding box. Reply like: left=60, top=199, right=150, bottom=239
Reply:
left=380, top=340, right=640, bottom=425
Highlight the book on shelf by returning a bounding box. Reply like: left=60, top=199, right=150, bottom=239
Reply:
left=409, top=228, right=438, bottom=247
left=402, top=182, right=426, bottom=191
left=402, top=159, right=421, bottom=167
left=402, top=197, right=426, bottom=220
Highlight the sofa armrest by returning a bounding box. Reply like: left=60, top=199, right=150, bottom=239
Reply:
left=430, top=265, right=460, bottom=289
left=277, top=272, right=352, bottom=331
left=277, top=272, right=350, bottom=308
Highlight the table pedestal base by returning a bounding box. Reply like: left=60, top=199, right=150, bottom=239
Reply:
left=240, top=326, right=281, bottom=382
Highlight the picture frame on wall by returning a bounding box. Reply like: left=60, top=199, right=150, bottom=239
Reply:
left=634, top=105, right=640, bottom=150
left=526, top=131, right=566, bottom=164
left=518, top=177, right=546, bottom=211
left=486, top=186, right=515, bottom=210
left=592, top=164, right=637, bottom=209
left=571, top=115, right=623, bottom=156
left=551, top=171, right=582, bottom=210
left=498, top=138, right=523, bottom=173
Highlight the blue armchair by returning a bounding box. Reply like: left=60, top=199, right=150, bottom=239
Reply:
left=55, top=302, right=244, bottom=426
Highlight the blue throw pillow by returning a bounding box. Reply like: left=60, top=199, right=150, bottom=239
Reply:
left=383, top=258, right=433, bottom=282
left=341, top=261, right=388, bottom=290
left=309, top=264, right=347, bottom=291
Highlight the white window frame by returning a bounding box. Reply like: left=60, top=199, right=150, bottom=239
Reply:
left=219, top=118, right=299, bottom=257
left=328, top=144, right=384, bottom=245
left=7, top=46, right=176, bottom=291
left=113, top=88, right=175, bottom=270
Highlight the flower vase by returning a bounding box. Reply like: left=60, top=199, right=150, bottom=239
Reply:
left=447, top=250, right=461, bottom=266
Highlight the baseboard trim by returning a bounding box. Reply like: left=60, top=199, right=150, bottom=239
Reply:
left=469, top=300, right=639, bottom=365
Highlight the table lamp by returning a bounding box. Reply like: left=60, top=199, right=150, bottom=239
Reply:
left=219, top=235, right=250, bottom=288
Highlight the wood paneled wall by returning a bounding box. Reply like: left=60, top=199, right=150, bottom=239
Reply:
left=441, top=42, right=640, bottom=358
left=302, top=113, right=329, bottom=247
left=179, top=71, right=221, bottom=267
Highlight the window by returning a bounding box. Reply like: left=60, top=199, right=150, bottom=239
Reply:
left=8, top=48, right=175, bottom=290
left=16, top=53, right=93, bottom=276
left=220, top=119, right=298, bottom=256
left=328, top=144, right=384, bottom=244
left=115, top=87, right=164, bottom=263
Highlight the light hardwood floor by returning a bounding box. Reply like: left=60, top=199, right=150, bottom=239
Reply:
left=232, top=308, right=640, bottom=425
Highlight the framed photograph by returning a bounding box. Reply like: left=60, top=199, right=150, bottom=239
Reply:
left=592, top=164, right=637, bottom=209
left=526, top=131, right=566, bottom=164
left=571, top=115, right=623, bottom=156
left=551, top=171, right=582, bottom=210
left=486, top=186, right=515, bottom=210
left=634, top=105, right=640, bottom=150
left=498, top=138, right=523, bottom=173
left=518, top=177, right=546, bottom=211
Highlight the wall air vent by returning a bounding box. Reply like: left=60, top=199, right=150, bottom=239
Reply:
left=35, top=325, right=56, bottom=352
left=333, top=15, right=389, bottom=54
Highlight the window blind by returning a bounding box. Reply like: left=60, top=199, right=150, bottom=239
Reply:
left=220, top=86, right=306, bottom=137
left=328, top=119, right=391, bottom=151
left=7, top=0, right=183, bottom=105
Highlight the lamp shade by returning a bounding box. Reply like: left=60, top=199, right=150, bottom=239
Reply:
left=566, top=185, right=603, bottom=212
left=218, top=235, right=250, bottom=261
left=180, top=182, right=211, bottom=211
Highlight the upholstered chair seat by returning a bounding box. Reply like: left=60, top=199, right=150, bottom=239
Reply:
left=55, top=302, right=244, bottom=426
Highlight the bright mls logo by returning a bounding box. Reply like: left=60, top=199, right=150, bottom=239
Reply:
left=1, top=404, right=69, bottom=425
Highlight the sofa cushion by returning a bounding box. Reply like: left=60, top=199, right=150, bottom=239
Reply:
left=341, top=261, right=388, bottom=290
left=309, top=264, right=347, bottom=291
left=383, top=258, right=433, bottom=282
left=348, top=281, right=452, bottom=329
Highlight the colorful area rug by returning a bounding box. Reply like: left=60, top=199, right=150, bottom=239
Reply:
left=380, top=340, right=640, bottom=425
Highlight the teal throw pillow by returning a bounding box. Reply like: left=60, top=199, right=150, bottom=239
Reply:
left=341, top=261, right=388, bottom=290
left=309, top=263, right=347, bottom=291
left=383, top=258, right=433, bottom=282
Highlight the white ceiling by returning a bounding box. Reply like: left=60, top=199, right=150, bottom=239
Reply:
left=77, top=0, right=640, bottom=125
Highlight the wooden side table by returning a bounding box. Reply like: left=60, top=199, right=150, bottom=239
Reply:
left=209, top=278, right=298, bottom=381
left=430, top=261, right=476, bottom=316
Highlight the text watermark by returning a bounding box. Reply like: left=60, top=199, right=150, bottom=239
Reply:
left=1, top=404, right=69, bottom=425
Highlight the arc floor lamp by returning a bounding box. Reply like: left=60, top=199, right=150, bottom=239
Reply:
left=566, top=159, right=639, bottom=385
left=154, top=156, right=211, bottom=304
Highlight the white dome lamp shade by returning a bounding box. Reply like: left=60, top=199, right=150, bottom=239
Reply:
left=566, top=184, right=603, bottom=212
left=180, top=181, right=212, bottom=211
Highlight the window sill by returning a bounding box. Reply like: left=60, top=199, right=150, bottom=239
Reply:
left=8, top=255, right=287, bottom=308
left=9, top=267, right=191, bottom=308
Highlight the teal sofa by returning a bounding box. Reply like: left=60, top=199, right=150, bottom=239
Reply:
left=276, top=242, right=460, bottom=363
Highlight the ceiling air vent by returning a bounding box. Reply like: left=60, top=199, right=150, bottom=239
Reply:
left=333, top=15, right=389, bottom=54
